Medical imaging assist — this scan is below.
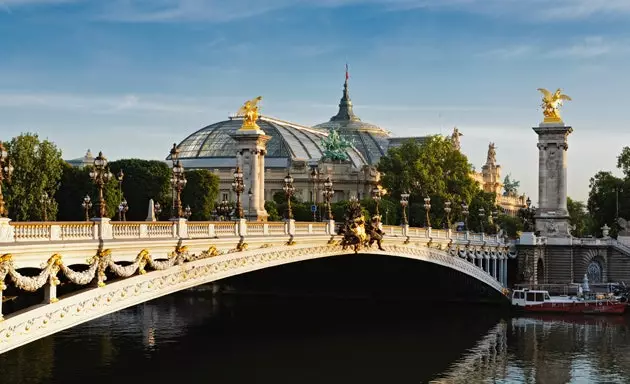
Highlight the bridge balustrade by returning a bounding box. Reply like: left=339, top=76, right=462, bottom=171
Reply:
left=0, top=220, right=503, bottom=244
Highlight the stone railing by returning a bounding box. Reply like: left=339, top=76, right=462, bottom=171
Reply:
left=0, top=218, right=502, bottom=245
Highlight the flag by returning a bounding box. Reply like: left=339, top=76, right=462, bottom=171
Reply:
left=345, top=63, right=349, bottom=80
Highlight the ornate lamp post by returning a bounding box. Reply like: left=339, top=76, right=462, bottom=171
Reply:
left=492, top=209, right=499, bottom=234
left=232, top=167, right=244, bottom=219
left=372, top=184, right=384, bottom=216
left=283, top=172, right=295, bottom=220
left=184, top=205, right=192, bottom=219
left=40, top=192, right=50, bottom=221
left=81, top=195, right=92, bottom=221
left=523, top=197, right=535, bottom=231
left=478, top=207, right=486, bottom=233
left=117, top=169, right=124, bottom=194
left=216, top=200, right=232, bottom=221
left=461, top=203, right=469, bottom=231
left=310, top=163, right=320, bottom=221
left=170, top=160, right=187, bottom=218
left=0, top=142, right=14, bottom=218
left=400, top=192, right=410, bottom=225
left=89, top=151, right=113, bottom=218
left=322, top=176, right=334, bottom=220
left=444, top=201, right=452, bottom=229
left=423, top=196, right=432, bottom=228
left=118, top=199, right=129, bottom=221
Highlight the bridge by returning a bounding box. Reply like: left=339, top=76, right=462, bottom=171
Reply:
left=0, top=217, right=513, bottom=354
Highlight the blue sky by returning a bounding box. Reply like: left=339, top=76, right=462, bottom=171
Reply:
left=1, top=0, right=630, bottom=203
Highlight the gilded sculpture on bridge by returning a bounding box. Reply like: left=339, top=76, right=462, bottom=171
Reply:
left=236, top=96, right=263, bottom=130
left=537, top=88, right=572, bottom=123
left=339, top=199, right=384, bottom=253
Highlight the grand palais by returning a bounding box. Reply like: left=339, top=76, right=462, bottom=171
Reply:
left=68, top=71, right=527, bottom=216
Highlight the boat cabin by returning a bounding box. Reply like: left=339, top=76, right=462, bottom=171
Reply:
left=511, top=289, right=551, bottom=307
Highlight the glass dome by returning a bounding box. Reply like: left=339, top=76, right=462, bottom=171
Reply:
left=168, top=116, right=369, bottom=169
left=312, top=74, right=391, bottom=165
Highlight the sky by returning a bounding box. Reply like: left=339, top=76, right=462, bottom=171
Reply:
left=1, top=0, right=630, bottom=203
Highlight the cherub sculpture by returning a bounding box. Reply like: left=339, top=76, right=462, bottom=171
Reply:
left=236, top=96, right=263, bottom=130
left=537, top=88, right=572, bottom=123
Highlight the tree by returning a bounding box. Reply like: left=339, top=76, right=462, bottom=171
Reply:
left=496, top=214, right=523, bottom=239
left=108, top=159, right=171, bottom=221
left=56, top=163, right=120, bottom=220
left=567, top=197, right=594, bottom=237
left=617, top=146, right=630, bottom=179
left=180, top=169, right=219, bottom=220
left=378, top=136, right=496, bottom=229
left=4, top=133, right=64, bottom=221
left=586, top=171, right=627, bottom=237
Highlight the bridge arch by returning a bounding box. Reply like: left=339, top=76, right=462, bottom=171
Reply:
left=0, top=243, right=507, bottom=354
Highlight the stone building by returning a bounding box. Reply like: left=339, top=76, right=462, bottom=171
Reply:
left=469, top=139, right=527, bottom=216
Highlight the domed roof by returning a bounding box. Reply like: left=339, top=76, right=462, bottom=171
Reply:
left=169, top=115, right=369, bottom=169
left=313, top=68, right=391, bottom=165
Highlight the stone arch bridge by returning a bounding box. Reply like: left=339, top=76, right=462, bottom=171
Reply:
left=0, top=218, right=514, bottom=354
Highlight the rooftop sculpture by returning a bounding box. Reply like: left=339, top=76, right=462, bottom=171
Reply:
left=537, top=88, right=572, bottom=124
left=321, top=128, right=351, bottom=162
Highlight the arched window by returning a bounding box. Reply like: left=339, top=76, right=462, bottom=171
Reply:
left=587, top=260, right=603, bottom=283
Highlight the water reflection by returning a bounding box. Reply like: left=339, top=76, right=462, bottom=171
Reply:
left=2, top=289, right=630, bottom=384
left=434, top=315, right=630, bottom=384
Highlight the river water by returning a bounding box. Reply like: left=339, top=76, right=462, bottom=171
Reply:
left=2, top=288, right=630, bottom=384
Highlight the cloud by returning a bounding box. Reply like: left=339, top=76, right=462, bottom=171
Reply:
left=0, top=92, right=214, bottom=114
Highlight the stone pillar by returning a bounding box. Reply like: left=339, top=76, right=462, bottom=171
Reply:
left=231, top=128, right=270, bottom=221
left=92, top=218, right=113, bottom=240
left=533, top=123, right=573, bottom=237
left=493, top=257, right=498, bottom=280
left=0, top=217, right=14, bottom=242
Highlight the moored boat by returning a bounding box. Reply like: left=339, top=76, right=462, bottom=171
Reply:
left=511, top=288, right=626, bottom=315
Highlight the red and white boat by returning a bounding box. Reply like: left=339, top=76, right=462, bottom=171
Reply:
left=511, top=288, right=627, bottom=315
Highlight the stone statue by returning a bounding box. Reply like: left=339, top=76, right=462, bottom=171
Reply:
left=537, top=88, right=572, bottom=123
left=321, top=128, right=351, bottom=162
left=450, top=127, right=463, bottom=151
left=503, top=174, right=520, bottom=196
left=617, top=218, right=630, bottom=236
left=236, top=96, right=263, bottom=130
left=486, top=142, right=496, bottom=165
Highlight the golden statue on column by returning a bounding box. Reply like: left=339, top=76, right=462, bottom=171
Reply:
left=237, top=96, right=263, bottom=130
left=537, top=88, right=572, bottom=123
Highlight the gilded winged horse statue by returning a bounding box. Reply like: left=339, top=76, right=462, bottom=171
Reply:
left=236, top=96, right=263, bottom=130
left=537, top=88, right=572, bottom=123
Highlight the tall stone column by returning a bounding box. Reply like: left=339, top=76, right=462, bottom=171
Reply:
left=231, top=128, right=270, bottom=221
left=533, top=123, right=572, bottom=237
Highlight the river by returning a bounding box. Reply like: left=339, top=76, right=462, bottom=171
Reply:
left=2, top=288, right=630, bottom=384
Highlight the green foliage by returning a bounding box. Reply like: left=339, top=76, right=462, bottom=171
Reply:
left=587, top=171, right=627, bottom=237
left=180, top=169, right=219, bottom=220
left=567, top=197, right=594, bottom=237
left=617, top=146, right=630, bottom=179
left=378, top=135, right=490, bottom=228
left=4, top=133, right=64, bottom=221
left=377, top=135, right=509, bottom=232
left=108, top=159, right=171, bottom=221
left=264, top=201, right=281, bottom=221
left=56, top=163, right=119, bottom=220
left=496, top=214, right=523, bottom=239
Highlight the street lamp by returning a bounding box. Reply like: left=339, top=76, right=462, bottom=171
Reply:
left=461, top=203, right=469, bottom=231
left=444, top=201, right=452, bottom=230
left=0, top=142, right=14, bottom=218
left=615, top=185, right=623, bottom=220
left=423, top=196, right=431, bottom=228
left=283, top=172, right=295, bottom=220
left=492, top=209, right=499, bottom=234
left=372, top=184, right=385, bottom=216
left=322, top=176, right=334, bottom=220
left=400, top=192, right=410, bottom=226
left=40, top=192, right=50, bottom=221
left=184, top=205, right=192, bottom=219
left=118, top=198, right=129, bottom=221
left=81, top=195, right=92, bottom=221
left=523, top=197, right=534, bottom=231
left=170, top=160, right=187, bottom=218
left=478, top=207, right=486, bottom=233
left=169, top=144, right=180, bottom=218
left=117, top=169, right=124, bottom=194
left=216, top=199, right=232, bottom=221
left=89, top=151, right=113, bottom=218
left=309, top=163, right=320, bottom=221
left=232, top=167, right=244, bottom=219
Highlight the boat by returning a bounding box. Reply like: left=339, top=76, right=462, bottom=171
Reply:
left=510, top=273, right=627, bottom=315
